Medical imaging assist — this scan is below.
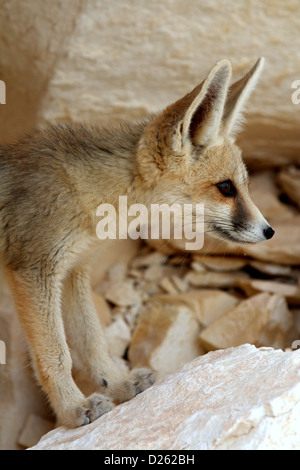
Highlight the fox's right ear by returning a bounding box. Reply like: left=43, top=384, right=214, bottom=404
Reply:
left=139, top=61, right=231, bottom=177
left=143, top=60, right=232, bottom=157
left=179, top=59, right=232, bottom=149
left=221, top=58, right=265, bottom=138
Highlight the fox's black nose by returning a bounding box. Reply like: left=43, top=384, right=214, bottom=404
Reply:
left=263, top=226, right=275, bottom=240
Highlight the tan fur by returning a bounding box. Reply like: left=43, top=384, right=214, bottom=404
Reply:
left=0, top=58, right=272, bottom=427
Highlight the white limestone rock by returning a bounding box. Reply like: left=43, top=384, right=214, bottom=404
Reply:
left=199, top=293, right=294, bottom=352
left=149, top=290, right=239, bottom=327
left=277, top=166, right=300, bottom=209
left=39, top=1, right=300, bottom=168
left=31, top=345, right=300, bottom=450
left=17, top=414, right=54, bottom=449
left=193, top=256, right=248, bottom=272
left=105, top=316, right=131, bottom=358
left=128, top=302, right=204, bottom=378
left=104, top=280, right=142, bottom=308
left=185, top=270, right=249, bottom=289
left=249, top=171, right=296, bottom=220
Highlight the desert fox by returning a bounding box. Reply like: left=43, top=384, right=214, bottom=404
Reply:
left=0, top=58, right=274, bottom=428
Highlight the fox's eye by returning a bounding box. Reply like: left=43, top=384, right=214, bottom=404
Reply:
left=216, top=179, right=236, bottom=197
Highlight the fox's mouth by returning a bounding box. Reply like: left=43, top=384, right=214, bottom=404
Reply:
left=211, top=223, right=261, bottom=244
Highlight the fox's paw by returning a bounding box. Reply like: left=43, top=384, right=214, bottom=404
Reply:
left=112, top=368, right=156, bottom=403
left=60, top=393, right=113, bottom=428
left=129, top=368, right=156, bottom=395
left=81, top=393, right=113, bottom=425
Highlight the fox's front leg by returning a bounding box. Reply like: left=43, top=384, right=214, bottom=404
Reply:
left=6, top=267, right=112, bottom=428
left=62, top=268, right=155, bottom=403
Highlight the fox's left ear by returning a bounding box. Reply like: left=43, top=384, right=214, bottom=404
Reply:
left=221, top=57, right=265, bottom=138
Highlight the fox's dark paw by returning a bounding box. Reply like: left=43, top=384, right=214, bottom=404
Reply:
left=82, top=393, right=113, bottom=425
left=60, top=393, right=113, bottom=428
left=111, top=368, right=156, bottom=403
left=128, top=368, right=156, bottom=396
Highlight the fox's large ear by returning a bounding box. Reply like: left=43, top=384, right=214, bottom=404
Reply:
left=144, top=60, right=232, bottom=157
left=179, top=59, right=232, bottom=148
left=221, top=57, right=264, bottom=138
left=139, top=61, right=231, bottom=176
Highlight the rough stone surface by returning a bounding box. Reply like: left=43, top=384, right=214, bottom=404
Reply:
left=90, top=240, right=141, bottom=287
left=31, top=345, right=300, bottom=450
left=105, top=316, right=131, bottom=358
left=249, top=261, right=292, bottom=277
left=17, top=414, right=54, bottom=449
left=2, top=2, right=298, bottom=165
left=0, top=0, right=84, bottom=143
left=185, top=270, right=249, bottom=289
left=237, top=279, right=300, bottom=306
left=249, top=171, right=296, bottom=220
left=128, top=302, right=203, bottom=378
left=193, top=256, right=248, bottom=272
left=37, top=0, right=300, bottom=168
left=199, top=293, right=294, bottom=352
left=150, top=290, right=239, bottom=327
left=105, top=280, right=143, bottom=307
left=277, top=166, right=300, bottom=208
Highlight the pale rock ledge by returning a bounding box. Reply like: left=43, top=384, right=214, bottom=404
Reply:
left=31, top=345, right=300, bottom=450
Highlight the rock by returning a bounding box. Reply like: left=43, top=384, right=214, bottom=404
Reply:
left=150, top=290, right=239, bottom=327
left=0, top=0, right=83, bottom=144
left=249, top=261, right=292, bottom=277
left=159, top=277, right=179, bottom=294
left=168, top=255, right=191, bottom=266
left=107, top=262, right=127, bottom=283
left=31, top=345, right=300, bottom=450
left=249, top=170, right=295, bottom=220
left=105, top=316, right=131, bottom=358
left=137, top=281, right=160, bottom=298
left=237, top=279, right=300, bottom=305
left=171, top=276, right=188, bottom=293
left=36, top=1, right=300, bottom=168
left=143, top=265, right=181, bottom=282
left=190, top=261, right=207, bottom=272
left=17, top=415, right=54, bottom=449
left=199, top=293, right=294, bottom=352
left=104, top=280, right=142, bottom=307
left=91, top=292, right=111, bottom=327
left=90, top=240, right=141, bottom=288
left=128, top=303, right=203, bottom=378
left=185, top=270, right=249, bottom=288
left=190, top=290, right=239, bottom=327
left=193, top=256, right=248, bottom=272
left=131, top=251, right=167, bottom=269
left=244, top=217, right=300, bottom=265
left=143, top=265, right=166, bottom=281
left=277, top=166, right=300, bottom=208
